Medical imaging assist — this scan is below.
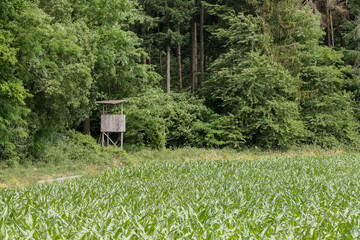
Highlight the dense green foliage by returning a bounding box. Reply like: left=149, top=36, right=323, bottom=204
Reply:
left=203, top=13, right=305, bottom=149
left=123, top=89, right=212, bottom=149
left=1, top=155, right=360, bottom=238
left=0, top=0, right=30, bottom=162
left=36, top=130, right=131, bottom=166
left=300, top=45, right=359, bottom=147
left=0, top=0, right=158, bottom=162
left=2, top=0, right=360, bottom=162
left=124, top=89, right=248, bottom=149
left=202, top=3, right=360, bottom=148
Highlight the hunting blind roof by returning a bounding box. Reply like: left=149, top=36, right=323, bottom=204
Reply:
left=96, top=100, right=128, bottom=105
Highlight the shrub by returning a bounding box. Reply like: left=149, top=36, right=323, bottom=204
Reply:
left=122, top=89, right=213, bottom=149
left=37, top=130, right=132, bottom=166
left=204, top=114, right=245, bottom=149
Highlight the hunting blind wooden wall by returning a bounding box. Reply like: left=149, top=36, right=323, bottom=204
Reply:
left=96, top=100, right=128, bottom=149
left=101, top=115, right=126, bottom=132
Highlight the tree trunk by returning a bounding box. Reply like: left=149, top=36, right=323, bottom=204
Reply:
left=159, top=49, right=163, bottom=75
left=141, top=51, right=147, bottom=64
left=199, top=2, right=205, bottom=87
left=327, top=0, right=331, bottom=47
left=166, top=20, right=171, bottom=94
left=158, top=26, right=163, bottom=88
left=148, top=49, right=151, bottom=65
left=260, top=7, right=266, bottom=34
left=159, top=49, right=163, bottom=88
left=83, top=118, right=90, bottom=135
left=191, top=0, right=198, bottom=95
left=166, top=44, right=171, bottom=93
left=108, top=79, right=111, bottom=96
left=177, top=25, right=183, bottom=92
left=330, top=10, right=334, bottom=47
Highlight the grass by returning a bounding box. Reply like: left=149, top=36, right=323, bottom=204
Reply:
left=1, top=152, right=360, bottom=238
left=0, top=161, right=119, bottom=188
left=0, top=130, right=131, bottom=188
left=0, top=146, right=347, bottom=188
left=130, top=146, right=347, bottom=164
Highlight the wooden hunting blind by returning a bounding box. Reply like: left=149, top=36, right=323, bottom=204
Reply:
left=96, top=100, right=128, bottom=149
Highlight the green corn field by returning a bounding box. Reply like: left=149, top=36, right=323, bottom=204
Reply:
left=1, top=155, right=360, bottom=239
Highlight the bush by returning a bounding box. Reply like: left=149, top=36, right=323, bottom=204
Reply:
left=204, top=114, right=245, bottom=149
left=122, top=89, right=214, bottom=149
left=37, top=130, right=132, bottom=166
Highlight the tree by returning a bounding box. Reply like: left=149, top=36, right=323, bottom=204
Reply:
left=0, top=0, right=160, bottom=159
left=300, top=40, right=359, bottom=146
left=199, top=1, right=205, bottom=86
left=308, top=0, right=350, bottom=47
left=137, top=0, right=193, bottom=93
left=13, top=2, right=94, bottom=137
left=190, top=0, right=198, bottom=94
left=203, top=13, right=305, bottom=148
left=203, top=1, right=359, bottom=148
left=0, top=0, right=30, bottom=162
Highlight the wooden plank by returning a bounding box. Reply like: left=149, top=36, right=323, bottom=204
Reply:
left=104, top=132, right=118, bottom=147
left=101, top=115, right=126, bottom=132
left=120, top=132, right=124, bottom=150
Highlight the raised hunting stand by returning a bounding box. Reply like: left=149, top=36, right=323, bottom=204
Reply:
left=96, top=100, right=128, bottom=149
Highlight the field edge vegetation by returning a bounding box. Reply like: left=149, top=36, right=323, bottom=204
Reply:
left=0, top=141, right=357, bottom=188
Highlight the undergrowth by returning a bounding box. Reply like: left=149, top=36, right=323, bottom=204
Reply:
left=0, top=130, right=132, bottom=187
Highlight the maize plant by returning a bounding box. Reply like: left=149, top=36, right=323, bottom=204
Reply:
left=1, top=155, right=360, bottom=239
